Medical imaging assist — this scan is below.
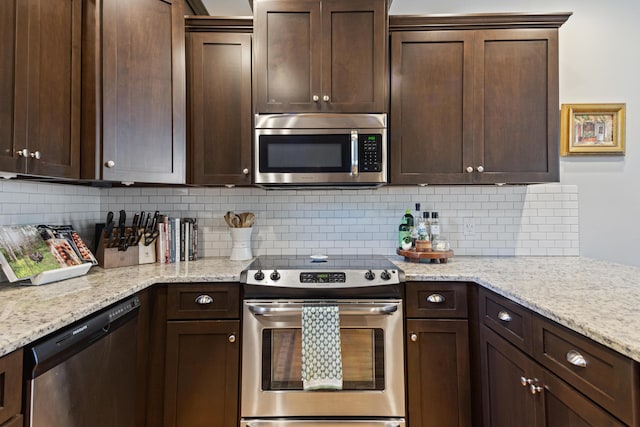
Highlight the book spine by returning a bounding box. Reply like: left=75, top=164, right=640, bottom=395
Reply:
left=180, top=220, right=186, bottom=262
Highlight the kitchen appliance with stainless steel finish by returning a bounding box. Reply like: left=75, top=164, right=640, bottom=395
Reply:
left=25, top=296, right=141, bottom=427
left=254, top=113, right=387, bottom=188
left=240, top=255, right=405, bottom=427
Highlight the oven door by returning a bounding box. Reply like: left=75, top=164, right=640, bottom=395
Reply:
left=241, top=299, right=405, bottom=418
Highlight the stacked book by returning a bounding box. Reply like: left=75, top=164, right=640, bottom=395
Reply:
left=156, top=216, right=198, bottom=264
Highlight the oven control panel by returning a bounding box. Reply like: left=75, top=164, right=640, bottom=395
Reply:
left=300, top=272, right=346, bottom=283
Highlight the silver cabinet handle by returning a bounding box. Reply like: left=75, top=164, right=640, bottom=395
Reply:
left=323, top=95, right=330, bottom=102
left=426, top=293, right=445, bottom=304
left=529, top=383, right=543, bottom=395
left=520, top=376, right=529, bottom=387
left=242, top=168, right=249, bottom=175
left=312, top=95, right=319, bottom=102
left=466, top=166, right=474, bottom=173
left=497, top=310, right=512, bottom=322
left=17, top=148, right=30, bottom=157
left=195, top=294, right=213, bottom=305
left=105, top=160, right=115, bottom=168
left=477, top=165, right=485, bottom=173
left=410, top=333, right=418, bottom=342
left=566, top=350, right=587, bottom=367
left=30, top=150, right=41, bottom=160
left=228, top=334, right=236, bottom=343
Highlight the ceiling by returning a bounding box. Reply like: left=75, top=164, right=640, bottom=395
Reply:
left=199, top=0, right=253, bottom=16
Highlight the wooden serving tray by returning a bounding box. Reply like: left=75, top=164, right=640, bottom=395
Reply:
left=396, top=248, right=454, bottom=263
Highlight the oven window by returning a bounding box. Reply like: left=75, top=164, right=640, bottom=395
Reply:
left=262, top=328, right=385, bottom=391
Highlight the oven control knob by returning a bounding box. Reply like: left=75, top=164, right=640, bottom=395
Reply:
left=381, top=270, right=391, bottom=280
left=254, top=270, right=265, bottom=281
left=364, top=270, right=375, bottom=280
left=270, top=269, right=281, bottom=281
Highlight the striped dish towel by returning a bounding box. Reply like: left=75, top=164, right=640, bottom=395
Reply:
left=301, top=304, right=343, bottom=390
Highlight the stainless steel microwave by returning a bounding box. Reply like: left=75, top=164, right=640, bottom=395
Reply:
left=254, top=113, right=387, bottom=188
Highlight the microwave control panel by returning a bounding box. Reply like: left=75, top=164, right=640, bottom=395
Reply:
left=359, top=134, right=383, bottom=172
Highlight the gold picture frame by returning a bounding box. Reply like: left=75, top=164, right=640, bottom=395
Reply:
left=560, top=103, right=626, bottom=156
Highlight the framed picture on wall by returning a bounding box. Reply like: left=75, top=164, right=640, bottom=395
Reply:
left=560, top=103, right=626, bottom=156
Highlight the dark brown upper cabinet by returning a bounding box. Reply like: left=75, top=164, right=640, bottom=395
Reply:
left=253, top=0, right=388, bottom=113
left=186, top=18, right=253, bottom=185
left=389, top=14, right=570, bottom=185
left=0, top=0, right=81, bottom=179
left=81, top=0, right=186, bottom=184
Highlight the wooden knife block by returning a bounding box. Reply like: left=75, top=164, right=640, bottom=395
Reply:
left=96, top=229, right=139, bottom=269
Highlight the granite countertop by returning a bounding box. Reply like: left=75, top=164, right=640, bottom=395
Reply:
left=1, top=256, right=639, bottom=363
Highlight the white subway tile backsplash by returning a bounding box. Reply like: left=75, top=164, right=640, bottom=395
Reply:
left=0, top=181, right=580, bottom=259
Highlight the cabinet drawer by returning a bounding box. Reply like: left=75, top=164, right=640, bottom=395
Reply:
left=0, top=349, right=22, bottom=426
left=533, top=316, right=640, bottom=426
left=406, top=282, right=468, bottom=318
left=479, top=288, right=533, bottom=353
left=167, top=284, right=240, bottom=319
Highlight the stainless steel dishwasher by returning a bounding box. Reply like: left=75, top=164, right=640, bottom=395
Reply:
left=25, top=295, right=141, bottom=427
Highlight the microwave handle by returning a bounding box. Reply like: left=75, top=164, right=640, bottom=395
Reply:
left=350, top=130, right=358, bottom=176
left=248, top=303, right=398, bottom=317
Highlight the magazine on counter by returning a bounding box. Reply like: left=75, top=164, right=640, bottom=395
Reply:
left=0, top=225, right=97, bottom=283
left=0, top=225, right=62, bottom=282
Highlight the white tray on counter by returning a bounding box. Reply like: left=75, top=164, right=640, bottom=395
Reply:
left=27, top=263, right=92, bottom=286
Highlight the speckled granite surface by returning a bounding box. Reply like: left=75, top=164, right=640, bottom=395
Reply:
left=1, top=256, right=639, bottom=364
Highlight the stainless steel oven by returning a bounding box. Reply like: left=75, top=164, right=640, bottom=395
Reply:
left=240, top=255, right=405, bottom=427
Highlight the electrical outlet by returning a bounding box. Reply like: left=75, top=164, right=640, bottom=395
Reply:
left=463, top=220, right=475, bottom=237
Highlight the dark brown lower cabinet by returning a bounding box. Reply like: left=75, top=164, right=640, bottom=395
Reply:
left=0, top=349, right=22, bottom=427
left=164, top=320, right=240, bottom=427
left=406, top=319, right=472, bottom=427
left=480, top=325, right=625, bottom=427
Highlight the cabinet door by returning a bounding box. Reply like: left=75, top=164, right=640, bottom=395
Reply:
left=1, top=0, right=80, bottom=178
left=0, top=349, right=22, bottom=426
left=406, top=319, right=472, bottom=427
left=390, top=31, right=474, bottom=184
left=254, top=0, right=321, bottom=113
left=480, top=325, right=538, bottom=427
left=0, top=0, right=21, bottom=173
left=83, top=0, right=186, bottom=184
left=539, top=369, right=626, bottom=427
left=164, top=320, right=240, bottom=427
left=188, top=32, right=252, bottom=185
left=473, top=29, right=559, bottom=183
left=321, top=0, right=387, bottom=112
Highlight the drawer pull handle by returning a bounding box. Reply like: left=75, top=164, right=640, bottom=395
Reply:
left=228, top=334, right=236, bottom=343
left=410, top=333, right=418, bottom=342
left=426, top=293, right=445, bottom=304
left=497, top=310, right=512, bottom=322
left=195, top=294, right=213, bottom=305
left=566, top=350, right=587, bottom=367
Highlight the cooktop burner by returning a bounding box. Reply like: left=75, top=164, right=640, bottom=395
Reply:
left=240, top=255, right=405, bottom=289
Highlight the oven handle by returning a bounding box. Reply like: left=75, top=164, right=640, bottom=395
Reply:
left=247, top=303, right=398, bottom=317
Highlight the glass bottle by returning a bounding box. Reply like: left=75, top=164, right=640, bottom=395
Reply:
left=430, top=211, right=440, bottom=242
left=398, top=209, right=413, bottom=249
left=411, top=203, right=421, bottom=247
left=418, top=211, right=429, bottom=241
